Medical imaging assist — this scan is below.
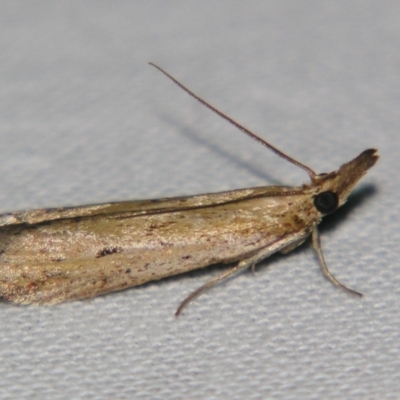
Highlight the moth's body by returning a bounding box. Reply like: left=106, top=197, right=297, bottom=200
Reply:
left=0, top=64, right=378, bottom=313
left=0, top=185, right=317, bottom=305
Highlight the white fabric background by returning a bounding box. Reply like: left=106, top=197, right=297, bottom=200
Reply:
left=0, top=2, right=398, bottom=399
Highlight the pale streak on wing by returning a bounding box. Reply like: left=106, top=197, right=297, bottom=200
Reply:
left=0, top=185, right=305, bottom=226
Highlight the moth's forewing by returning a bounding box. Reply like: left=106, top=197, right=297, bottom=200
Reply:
left=0, top=185, right=318, bottom=305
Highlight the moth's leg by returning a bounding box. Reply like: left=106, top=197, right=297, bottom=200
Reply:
left=279, top=238, right=307, bottom=255
left=311, top=227, right=362, bottom=297
left=175, top=262, right=248, bottom=316
left=176, top=231, right=310, bottom=316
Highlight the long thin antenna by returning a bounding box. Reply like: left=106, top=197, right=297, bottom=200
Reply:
left=149, top=62, right=317, bottom=181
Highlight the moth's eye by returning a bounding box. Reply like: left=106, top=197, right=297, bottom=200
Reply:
left=314, top=191, right=339, bottom=214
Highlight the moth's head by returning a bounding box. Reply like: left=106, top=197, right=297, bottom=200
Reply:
left=311, top=149, right=379, bottom=215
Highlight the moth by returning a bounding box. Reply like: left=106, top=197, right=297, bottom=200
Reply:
left=0, top=63, right=378, bottom=315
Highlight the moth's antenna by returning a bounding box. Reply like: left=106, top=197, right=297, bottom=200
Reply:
left=149, top=62, right=317, bottom=181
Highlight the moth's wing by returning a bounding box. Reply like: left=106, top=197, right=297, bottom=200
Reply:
left=0, top=186, right=296, bottom=226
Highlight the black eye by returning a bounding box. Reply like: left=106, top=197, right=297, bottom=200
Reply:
left=314, top=191, right=338, bottom=214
